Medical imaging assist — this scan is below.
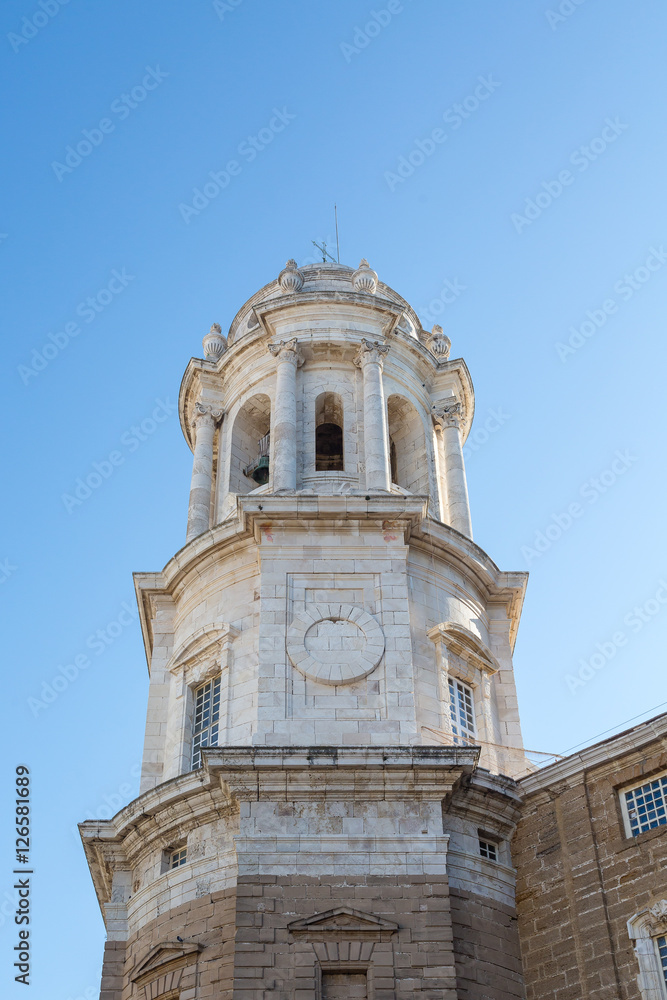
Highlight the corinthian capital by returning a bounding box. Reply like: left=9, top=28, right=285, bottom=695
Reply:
left=192, top=401, right=223, bottom=429
left=267, top=338, right=304, bottom=367
left=353, top=338, right=390, bottom=369
left=432, top=400, right=462, bottom=430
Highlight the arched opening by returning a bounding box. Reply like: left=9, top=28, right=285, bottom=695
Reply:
left=315, top=392, right=344, bottom=471
left=229, top=393, right=271, bottom=494
left=386, top=394, right=429, bottom=494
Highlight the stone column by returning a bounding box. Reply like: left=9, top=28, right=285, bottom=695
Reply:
left=433, top=402, right=472, bottom=538
left=186, top=402, right=222, bottom=542
left=433, top=421, right=449, bottom=523
left=354, top=339, right=390, bottom=491
left=268, top=338, right=304, bottom=492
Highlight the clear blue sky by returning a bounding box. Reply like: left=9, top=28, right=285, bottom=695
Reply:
left=1, top=1, right=666, bottom=995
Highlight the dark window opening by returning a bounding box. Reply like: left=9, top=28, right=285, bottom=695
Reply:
left=316, top=422, right=343, bottom=471
left=390, top=438, right=397, bottom=484
left=244, top=432, right=270, bottom=485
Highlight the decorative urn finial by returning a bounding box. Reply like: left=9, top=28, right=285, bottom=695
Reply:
left=427, top=324, right=451, bottom=360
left=202, top=322, right=227, bottom=362
left=352, top=258, right=378, bottom=294
left=278, top=259, right=304, bottom=293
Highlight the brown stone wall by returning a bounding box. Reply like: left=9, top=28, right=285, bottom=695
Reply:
left=513, top=734, right=667, bottom=999
left=232, top=874, right=457, bottom=1000
left=449, top=888, right=525, bottom=1000
left=106, top=875, right=462, bottom=1000
left=100, top=940, right=126, bottom=1000
left=115, top=885, right=237, bottom=1000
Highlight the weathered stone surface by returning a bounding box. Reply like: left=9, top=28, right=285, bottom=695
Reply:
left=513, top=713, right=667, bottom=999
left=81, top=261, right=534, bottom=1000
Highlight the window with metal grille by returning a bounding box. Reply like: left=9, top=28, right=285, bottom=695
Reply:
left=448, top=677, right=476, bottom=744
left=658, top=936, right=667, bottom=989
left=191, top=676, right=221, bottom=770
left=479, top=839, right=497, bottom=861
left=622, top=772, right=667, bottom=836
left=170, top=847, right=187, bottom=869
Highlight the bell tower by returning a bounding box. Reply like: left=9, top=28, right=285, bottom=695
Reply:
left=81, top=259, right=529, bottom=1000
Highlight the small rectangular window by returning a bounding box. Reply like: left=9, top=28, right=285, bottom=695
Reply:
left=622, top=772, right=667, bottom=836
left=322, top=971, right=367, bottom=1000
left=192, top=676, right=221, bottom=770
left=170, top=847, right=187, bottom=869
left=479, top=838, right=497, bottom=861
left=449, top=677, right=476, bottom=745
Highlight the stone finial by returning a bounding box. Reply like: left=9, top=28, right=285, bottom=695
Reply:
left=352, top=258, right=378, bottom=294
left=353, top=338, right=390, bottom=369
left=203, top=323, right=227, bottom=362
left=278, top=259, right=304, bottom=293
left=427, top=324, right=451, bottom=360
left=432, top=399, right=462, bottom=430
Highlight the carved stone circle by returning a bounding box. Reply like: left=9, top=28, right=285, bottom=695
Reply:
left=286, top=604, right=385, bottom=686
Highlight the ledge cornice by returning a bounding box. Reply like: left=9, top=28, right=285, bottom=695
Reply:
left=519, top=711, right=667, bottom=796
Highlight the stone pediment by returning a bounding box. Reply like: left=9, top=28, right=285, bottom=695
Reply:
left=131, top=941, right=203, bottom=987
left=168, top=624, right=239, bottom=686
left=288, top=906, right=398, bottom=936
left=428, top=622, right=500, bottom=674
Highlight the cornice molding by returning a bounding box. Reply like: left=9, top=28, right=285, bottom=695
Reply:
left=520, top=712, right=667, bottom=796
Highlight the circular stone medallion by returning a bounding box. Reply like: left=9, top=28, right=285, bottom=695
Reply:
left=286, top=603, right=385, bottom=686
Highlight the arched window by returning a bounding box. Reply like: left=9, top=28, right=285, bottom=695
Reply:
left=628, top=903, right=667, bottom=999
left=315, top=392, right=344, bottom=471
left=229, top=394, right=271, bottom=493
left=386, top=394, right=429, bottom=494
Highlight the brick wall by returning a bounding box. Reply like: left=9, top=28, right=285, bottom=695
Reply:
left=513, top=726, right=667, bottom=999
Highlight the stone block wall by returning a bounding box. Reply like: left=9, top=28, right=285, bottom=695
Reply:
left=513, top=717, right=667, bottom=999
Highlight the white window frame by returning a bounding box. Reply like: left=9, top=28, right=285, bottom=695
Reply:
left=619, top=770, right=667, bottom=838
left=628, top=903, right=667, bottom=1000
left=478, top=838, right=498, bottom=862
left=169, top=847, right=187, bottom=870
left=448, top=676, right=476, bottom=745
left=191, top=675, right=222, bottom=770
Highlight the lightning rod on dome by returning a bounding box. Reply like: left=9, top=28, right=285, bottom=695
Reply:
left=311, top=206, right=341, bottom=264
